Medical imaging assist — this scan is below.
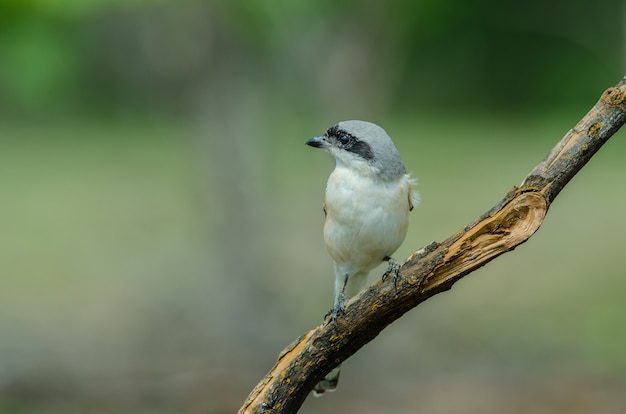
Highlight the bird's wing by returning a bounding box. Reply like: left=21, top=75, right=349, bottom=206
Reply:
left=408, top=180, right=419, bottom=211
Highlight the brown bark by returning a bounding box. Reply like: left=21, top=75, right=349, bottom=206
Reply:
left=238, top=76, right=626, bottom=414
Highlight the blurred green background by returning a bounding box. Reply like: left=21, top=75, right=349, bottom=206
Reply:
left=1, top=1, right=626, bottom=413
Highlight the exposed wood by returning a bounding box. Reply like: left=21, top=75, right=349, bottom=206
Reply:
left=238, top=76, right=626, bottom=414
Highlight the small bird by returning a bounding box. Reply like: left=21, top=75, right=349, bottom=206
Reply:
left=306, top=120, right=419, bottom=395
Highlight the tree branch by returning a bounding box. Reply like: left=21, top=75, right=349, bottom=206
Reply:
left=238, top=76, right=626, bottom=414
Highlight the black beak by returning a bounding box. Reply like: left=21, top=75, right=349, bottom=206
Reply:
left=306, top=135, right=329, bottom=149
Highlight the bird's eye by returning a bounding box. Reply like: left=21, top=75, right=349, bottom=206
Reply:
left=338, top=135, right=350, bottom=145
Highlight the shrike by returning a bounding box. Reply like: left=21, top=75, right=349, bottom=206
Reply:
left=306, top=120, right=419, bottom=395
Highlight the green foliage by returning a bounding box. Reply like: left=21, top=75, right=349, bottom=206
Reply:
left=0, top=18, right=78, bottom=110
left=0, top=1, right=623, bottom=116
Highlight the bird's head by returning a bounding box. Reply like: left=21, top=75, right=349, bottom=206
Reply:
left=306, top=120, right=406, bottom=179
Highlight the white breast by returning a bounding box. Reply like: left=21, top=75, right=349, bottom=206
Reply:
left=323, top=166, right=412, bottom=275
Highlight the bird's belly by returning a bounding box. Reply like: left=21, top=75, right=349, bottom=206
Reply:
left=323, top=170, right=410, bottom=272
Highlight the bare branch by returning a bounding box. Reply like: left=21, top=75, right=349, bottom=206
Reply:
left=238, top=76, right=626, bottom=414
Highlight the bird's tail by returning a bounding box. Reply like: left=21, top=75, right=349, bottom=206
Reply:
left=313, top=365, right=341, bottom=396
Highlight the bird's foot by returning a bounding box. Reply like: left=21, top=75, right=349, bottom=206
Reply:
left=382, top=256, right=401, bottom=287
left=324, top=293, right=346, bottom=325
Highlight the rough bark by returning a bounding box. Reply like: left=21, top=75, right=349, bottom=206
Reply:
left=238, top=76, right=626, bottom=414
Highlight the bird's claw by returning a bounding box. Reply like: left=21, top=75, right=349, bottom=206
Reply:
left=324, top=293, right=346, bottom=325
left=382, top=256, right=401, bottom=287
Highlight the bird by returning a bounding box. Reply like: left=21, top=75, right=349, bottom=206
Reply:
left=306, top=120, right=419, bottom=395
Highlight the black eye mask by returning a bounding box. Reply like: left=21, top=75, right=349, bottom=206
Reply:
left=326, top=126, right=375, bottom=161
